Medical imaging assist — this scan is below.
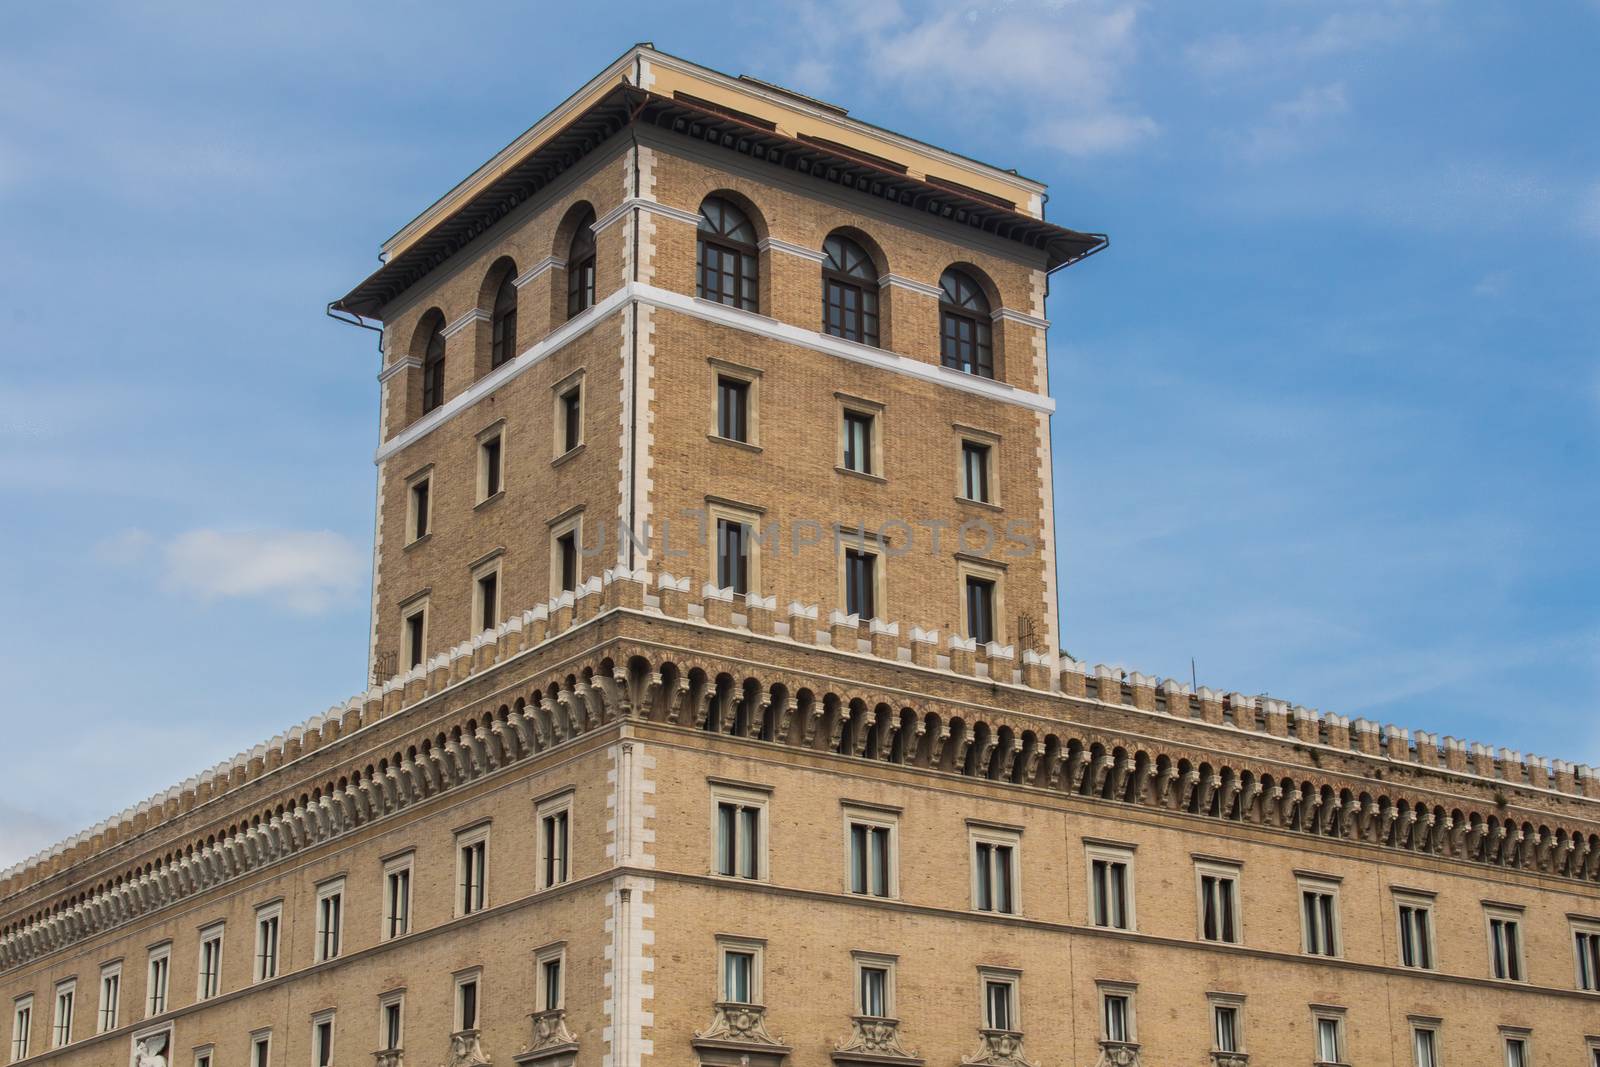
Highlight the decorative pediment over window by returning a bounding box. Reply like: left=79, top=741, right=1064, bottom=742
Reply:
left=691, top=1002, right=791, bottom=1067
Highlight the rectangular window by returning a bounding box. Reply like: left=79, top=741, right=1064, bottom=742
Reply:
left=854, top=955, right=894, bottom=1019
left=98, top=964, right=120, bottom=1034
left=312, top=1013, right=334, bottom=1067
left=316, top=880, right=344, bottom=963
left=403, top=604, right=427, bottom=670
left=475, top=568, right=499, bottom=633
left=454, top=974, right=480, bottom=1032
left=146, top=945, right=170, bottom=1017
left=716, top=518, right=749, bottom=595
left=1299, top=879, right=1341, bottom=957
left=1197, top=862, right=1240, bottom=943
left=457, top=826, right=489, bottom=916
left=843, top=548, right=876, bottom=619
left=50, top=982, right=72, bottom=1049
left=961, top=440, right=991, bottom=502
left=538, top=793, right=572, bottom=890
left=981, top=974, right=1016, bottom=1032
left=971, top=826, right=1019, bottom=914
left=1412, top=1022, right=1439, bottom=1067
left=1397, top=895, right=1435, bottom=970
left=1211, top=1000, right=1242, bottom=1054
left=551, top=518, right=580, bottom=596
left=10, top=998, right=30, bottom=1062
left=713, top=787, right=767, bottom=880
left=255, top=904, right=282, bottom=982
left=716, top=376, right=749, bottom=442
left=717, top=939, right=764, bottom=1005
left=842, top=410, right=874, bottom=474
left=1313, top=1010, right=1345, bottom=1065
left=1088, top=844, right=1135, bottom=930
left=1502, top=1031, right=1529, bottom=1067
left=408, top=474, right=431, bottom=542
left=198, top=923, right=224, bottom=999
left=479, top=430, right=503, bottom=500
left=536, top=945, right=565, bottom=1014
left=965, top=575, right=996, bottom=645
left=379, top=993, right=404, bottom=1053
left=846, top=809, right=896, bottom=898
left=252, top=1032, right=271, bottom=1067
left=1574, top=922, right=1600, bottom=991
left=1488, top=907, right=1524, bottom=981
left=383, top=854, right=413, bottom=940
left=559, top=385, right=582, bottom=454
left=195, top=1046, right=214, bottom=1067
left=1101, top=990, right=1132, bottom=1043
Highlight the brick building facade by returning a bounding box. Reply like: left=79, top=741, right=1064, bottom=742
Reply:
left=4, top=45, right=1599, bottom=1067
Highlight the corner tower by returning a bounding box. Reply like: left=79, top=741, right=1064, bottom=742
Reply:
left=333, top=44, right=1105, bottom=688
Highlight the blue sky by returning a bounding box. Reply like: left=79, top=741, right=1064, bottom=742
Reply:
left=1, top=2, right=1596, bottom=867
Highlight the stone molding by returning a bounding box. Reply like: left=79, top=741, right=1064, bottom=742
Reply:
left=961, top=1028, right=1035, bottom=1067
left=833, top=1016, right=921, bottom=1065
left=2, top=569, right=1598, bottom=971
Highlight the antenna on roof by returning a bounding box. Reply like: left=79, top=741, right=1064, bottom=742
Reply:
left=1191, top=657, right=1198, bottom=691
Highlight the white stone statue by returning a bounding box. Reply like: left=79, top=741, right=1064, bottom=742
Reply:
left=134, top=1033, right=169, bottom=1067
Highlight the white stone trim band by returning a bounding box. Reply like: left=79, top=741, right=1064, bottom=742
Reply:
left=880, top=274, right=943, bottom=299
left=758, top=236, right=827, bottom=263
left=441, top=307, right=490, bottom=339
left=593, top=196, right=702, bottom=236
left=377, top=357, right=421, bottom=384
left=513, top=256, right=566, bottom=289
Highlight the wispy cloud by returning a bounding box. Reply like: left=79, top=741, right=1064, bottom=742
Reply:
left=159, top=529, right=365, bottom=613
left=1187, top=9, right=1418, bottom=81
left=1239, top=82, right=1349, bottom=160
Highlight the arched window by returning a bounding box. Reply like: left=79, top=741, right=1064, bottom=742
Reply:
left=566, top=208, right=596, bottom=318
left=697, top=196, right=758, bottom=311
left=939, top=268, right=994, bottom=378
left=490, top=269, right=518, bottom=369
left=822, top=233, right=879, bottom=346
left=420, top=315, right=446, bottom=413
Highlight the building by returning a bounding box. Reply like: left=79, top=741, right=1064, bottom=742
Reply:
left=4, top=43, right=1600, bottom=1067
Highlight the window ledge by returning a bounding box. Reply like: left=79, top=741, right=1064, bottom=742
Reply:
left=956, top=495, right=1003, bottom=512
left=835, top=466, right=887, bottom=485
left=404, top=533, right=432, bottom=552
left=475, top=490, right=506, bottom=512
left=709, top=434, right=763, bottom=454
left=551, top=443, right=586, bottom=468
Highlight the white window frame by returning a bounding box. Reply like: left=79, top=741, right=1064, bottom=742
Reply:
left=404, top=466, right=433, bottom=545
left=1485, top=902, right=1527, bottom=982
left=310, top=1009, right=335, bottom=1067
left=837, top=534, right=885, bottom=622
left=836, top=392, right=885, bottom=479
left=50, top=979, right=74, bottom=1049
left=1097, top=981, right=1137, bottom=1044
left=314, top=878, right=345, bottom=963
left=552, top=369, right=585, bottom=458
left=382, top=851, right=414, bottom=942
left=1571, top=915, right=1600, bottom=992
left=377, top=990, right=405, bottom=1054
left=842, top=803, right=899, bottom=899
left=1499, top=1027, right=1531, bottom=1067
left=547, top=509, right=584, bottom=598
left=716, top=936, right=765, bottom=1006
left=1086, top=840, right=1136, bottom=931
left=196, top=922, right=224, bottom=1000
left=536, top=791, right=574, bottom=891
left=1311, top=1005, right=1346, bottom=1066
left=706, top=498, right=764, bottom=598
left=976, top=967, right=1020, bottom=1033
left=535, top=942, right=566, bottom=1014
left=476, top=419, right=507, bottom=504
left=98, top=961, right=122, bottom=1034
left=452, top=969, right=483, bottom=1033
left=1297, top=873, right=1343, bottom=958
left=249, top=1028, right=271, bottom=1067
left=708, top=357, right=762, bottom=448
left=954, top=424, right=1001, bottom=506
left=470, top=553, right=504, bottom=636
left=1394, top=888, right=1438, bottom=971
left=969, top=822, right=1021, bottom=915
left=193, top=1043, right=215, bottom=1067
left=399, top=594, right=429, bottom=672
left=1410, top=1016, right=1441, bottom=1067
left=710, top=780, right=771, bottom=881
left=1207, top=992, right=1245, bottom=1055
left=253, top=901, right=283, bottom=983
left=455, top=823, right=491, bottom=918
left=851, top=952, right=896, bottom=1019
left=11, top=995, right=31, bottom=1062
left=1195, top=857, right=1242, bottom=944
left=956, top=556, right=1007, bottom=645
left=145, top=943, right=172, bottom=1018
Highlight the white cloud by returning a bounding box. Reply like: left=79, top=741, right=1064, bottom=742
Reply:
left=1239, top=82, right=1348, bottom=161
left=1034, top=112, right=1160, bottom=157
left=161, top=528, right=365, bottom=613
left=1187, top=9, right=1418, bottom=81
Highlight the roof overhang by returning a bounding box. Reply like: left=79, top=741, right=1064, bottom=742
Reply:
left=331, top=87, right=1106, bottom=321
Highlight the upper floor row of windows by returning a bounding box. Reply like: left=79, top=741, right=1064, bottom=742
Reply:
left=404, top=193, right=1020, bottom=419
